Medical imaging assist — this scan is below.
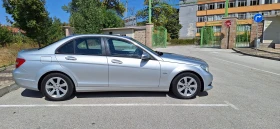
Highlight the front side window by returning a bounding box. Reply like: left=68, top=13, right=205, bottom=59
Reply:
left=107, top=38, right=143, bottom=58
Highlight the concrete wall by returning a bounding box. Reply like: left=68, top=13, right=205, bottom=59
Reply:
left=134, top=29, right=146, bottom=45
left=102, top=29, right=134, bottom=38
left=179, top=0, right=197, bottom=39
left=263, top=17, right=280, bottom=44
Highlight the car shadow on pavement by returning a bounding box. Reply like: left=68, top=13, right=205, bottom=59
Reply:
left=75, top=91, right=169, bottom=98
left=21, top=89, right=44, bottom=98
left=20, top=89, right=208, bottom=100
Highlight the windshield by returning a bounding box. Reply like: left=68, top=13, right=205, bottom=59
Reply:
left=128, top=38, right=162, bottom=56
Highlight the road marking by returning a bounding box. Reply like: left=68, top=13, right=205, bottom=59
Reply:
left=214, top=57, right=280, bottom=76
left=0, top=102, right=238, bottom=110
left=224, top=101, right=239, bottom=110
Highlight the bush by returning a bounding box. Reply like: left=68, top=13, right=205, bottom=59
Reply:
left=169, top=39, right=198, bottom=45
left=0, top=26, right=13, bottom=47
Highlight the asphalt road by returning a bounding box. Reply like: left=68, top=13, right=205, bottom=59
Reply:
left=1, top=45, right=280, bottom=129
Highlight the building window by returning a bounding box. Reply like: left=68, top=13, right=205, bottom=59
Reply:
left=197, top=27, right=202, bottom=33
left=250, top=0, right=259, bottom=5
left=238, top=0, right=247, bottom=7
left=216, top=15, right=224, bottom=20
left=197, top=16, right=205, bottom=22
left=208, top=3, right=215, bottom=10
left=262, top=11, right=271, bottom=16
left=249, top=12, right=258, bottom=19
left=229, top=2, right=235, bottom=8
left=275, top=10, right=280, bottom=15
left=229, top=13, right=235, bottom=17
left=217, top=2, right=225, bottom=9
left=198, top=5, right=205, bottom=11
left=264, top=0, right=273, bottom=4
left=213, top=26, right=221, bottom=32
left=208, top=15, right=214, bottom=21
left=237, top=25, right=251, bottom=32
left=238, top=13, right=246, bottom=19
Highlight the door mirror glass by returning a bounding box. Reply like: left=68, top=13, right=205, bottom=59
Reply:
left=141, top=52, right=150, bottom=60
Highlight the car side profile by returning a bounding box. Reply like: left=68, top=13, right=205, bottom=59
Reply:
left=13, top=34, right=213, bottom=101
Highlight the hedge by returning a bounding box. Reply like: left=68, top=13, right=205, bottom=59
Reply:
left=169, top=38, right=199, bottom=45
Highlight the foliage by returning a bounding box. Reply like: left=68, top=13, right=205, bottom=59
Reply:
left=63, top=0, right=124, bottom=34
left=202, top=27, right=214, bottom=44
left=46, top=17, right=65, bottom=45
left=169, top=39, right=197, bottom=45
left=101, top=0, right=126, bottom=16
left=0, top=26, right=13, bottom=46
left=0, top=42, right=37, bottom=67
left=236, top=31, right=250, bottom=42
left=3, top=0, right=50, bottom=47
left=137, top=1, right=182, bottom=39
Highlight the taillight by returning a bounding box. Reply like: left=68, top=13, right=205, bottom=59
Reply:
left=16, top=58, right=25, bottom=68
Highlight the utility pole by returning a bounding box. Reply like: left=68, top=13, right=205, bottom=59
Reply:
left=149, top=0, right=152, bottom=23
left=225, top=0, right=229, bottom=17
left=125, top=0, right=128, bottom=17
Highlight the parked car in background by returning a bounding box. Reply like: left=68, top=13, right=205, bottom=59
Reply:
left=13, top=34, right=213, bottom=101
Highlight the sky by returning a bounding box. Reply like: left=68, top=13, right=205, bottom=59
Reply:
left=0, top=0, right=179, bottom=25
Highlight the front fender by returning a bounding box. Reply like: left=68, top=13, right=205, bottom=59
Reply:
left=168, top=64, right=204, bottom=84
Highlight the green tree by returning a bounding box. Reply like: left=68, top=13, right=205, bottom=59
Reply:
left=0, top=25, right=13, bottom=46
left=63, top=0, right=124, bottom=34
left=46, top=18, right=65, bottom=44
left=137, top=1, right=182, bottom=39
left=3, top=0, right=50, bottom=47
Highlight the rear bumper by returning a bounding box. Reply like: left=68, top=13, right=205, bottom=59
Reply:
left=12, top=70, right=39, bottom=91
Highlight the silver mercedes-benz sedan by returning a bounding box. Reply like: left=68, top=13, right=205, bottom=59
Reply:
left=13, top=34, right=213, bottom=101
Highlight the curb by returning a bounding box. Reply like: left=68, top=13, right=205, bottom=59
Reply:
left=232, top=48, right=280, bottom=61
left=0, top=83, right=19, bottom=97
left=256, top=49, right=280, bottom=55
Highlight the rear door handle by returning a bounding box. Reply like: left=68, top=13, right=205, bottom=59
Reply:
left=65, top=56, right=77, bottom=60
left=111, top=59, right=122, bottom=64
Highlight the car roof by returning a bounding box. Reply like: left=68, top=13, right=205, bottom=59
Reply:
left=68, top=34, right=132, bottom=39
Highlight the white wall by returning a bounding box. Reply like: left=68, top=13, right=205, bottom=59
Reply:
left=263, top=17, right=280, bottom=43
left=102, top=29, right=134, bottom=38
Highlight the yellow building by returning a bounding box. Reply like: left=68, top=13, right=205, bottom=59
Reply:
left=179, top=0, right=280, bottom=39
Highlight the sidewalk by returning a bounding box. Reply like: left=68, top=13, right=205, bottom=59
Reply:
left=0, top=65, right=18, bottom=97
left=233, top=48, right=280, bottom=61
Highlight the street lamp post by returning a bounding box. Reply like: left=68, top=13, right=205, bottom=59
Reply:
left=149, top=0, right=152, bottom=23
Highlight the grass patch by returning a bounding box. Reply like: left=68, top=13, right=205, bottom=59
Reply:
left=0, top=43, right=37, bottom=67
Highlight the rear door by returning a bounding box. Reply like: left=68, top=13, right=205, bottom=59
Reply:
left=55, top=36, right=108, bottom=87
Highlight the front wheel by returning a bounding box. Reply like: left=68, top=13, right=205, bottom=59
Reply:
left=41, top=73, right=74, bottom=101
left=171, top=72, right=201, bottom=99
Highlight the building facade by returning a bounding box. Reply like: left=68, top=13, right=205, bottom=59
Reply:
left=179, top=0, right=280, bottom=39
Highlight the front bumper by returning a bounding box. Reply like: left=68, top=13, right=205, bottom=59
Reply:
left=202, top=72, right=213, bottom=91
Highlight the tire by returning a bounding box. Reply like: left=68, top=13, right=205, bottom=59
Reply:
left=171, top=72, right=201, bottom=99
left=41, top=73, right=74, bottom=101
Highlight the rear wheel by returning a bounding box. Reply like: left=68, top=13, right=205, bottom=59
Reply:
left=41, top=73, right=74, bottom=101
left=171, top=72, right=201, bottom=99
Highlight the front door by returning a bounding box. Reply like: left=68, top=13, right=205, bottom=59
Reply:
left=55, top=36, right=108, bottom=87
left=105, top=38, right=161, bottom=87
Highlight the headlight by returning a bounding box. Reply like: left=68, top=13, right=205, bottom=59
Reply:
left=200, top=65, right=209, bottom=72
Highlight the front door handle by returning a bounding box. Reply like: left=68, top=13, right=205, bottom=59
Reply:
left=65, top=56, right=77, bottom=60
left=111, top=59, right=122, bottom=64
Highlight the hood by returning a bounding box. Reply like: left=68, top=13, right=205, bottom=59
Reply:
left=160, top=52, right=208, bottom=66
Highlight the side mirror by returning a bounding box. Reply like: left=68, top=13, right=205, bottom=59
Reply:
left=141, top=52, right=150, bottom=60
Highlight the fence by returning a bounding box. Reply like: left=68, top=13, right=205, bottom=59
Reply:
left=152, top=26, right=167, bottom=48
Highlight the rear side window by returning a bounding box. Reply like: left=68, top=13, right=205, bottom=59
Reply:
left=56, top=40, right=74, bottom=54
left=75, top=37, right=102, bottom=55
